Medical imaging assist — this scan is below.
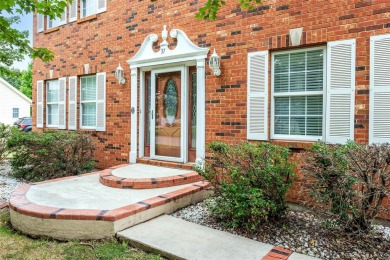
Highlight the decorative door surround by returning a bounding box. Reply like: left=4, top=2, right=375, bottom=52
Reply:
left=127, top=25, right=209, bottom=164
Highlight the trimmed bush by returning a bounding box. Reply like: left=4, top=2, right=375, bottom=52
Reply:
left=197, top=141, right=295, bottom=232
left=7, top=131, right=95, bottom=181
left=301, top=141, right=390, bottom=233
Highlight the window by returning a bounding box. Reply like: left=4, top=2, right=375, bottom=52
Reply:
left=47, top=9, right=66, bottom=29
left=12, top=108, right=19, bottom=118
left=272, top=47, right=326, bottom=141
left=81, top=0, right=97, bottom=18
left=80, top=75, right=97, bottom=128
left=46, top=80, right=59, bottom=127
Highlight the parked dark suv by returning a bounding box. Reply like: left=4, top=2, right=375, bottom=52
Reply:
left=13, top=117, right=32, bottom=132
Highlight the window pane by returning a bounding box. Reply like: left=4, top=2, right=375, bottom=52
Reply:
left=274, top=54, right=289, bottom=74
left=48, top=104, right=59, bottom=125
left=274, top=73, right=288, bottom=93
left=191, top=72, right=197, bottom=149
left=81, top=76, right=96, bottom=101
left=290, top=72, right=306, bottom=92
left=47, top=81, right=59, bottom=103
left=290, top=52, right=306, bottom=72
left=307, top=117, right=323, bottom=136
left=307, top=50, right=324, bottom=71
left=83, top=0, right=97, bottom=17
left=275, top=97, right=289, bottom=115
left=307, top=70, right=323, bottom=91
left=290, top=117, right=305, bottom=135
left=274, top=116, right=289, bottom=135
left=82, top=103, right=96, bottom=127
left=290, top=97, right=305, bottom=115
left=307, top=96, right=323, bottom=115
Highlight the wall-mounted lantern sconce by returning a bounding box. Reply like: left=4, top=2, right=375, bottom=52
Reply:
left=115, top=63, right=125, bottom=84
left=209, top=48, right=221, bottom=76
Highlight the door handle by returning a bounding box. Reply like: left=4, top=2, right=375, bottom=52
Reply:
left=151, top=110, right=154, bottom=119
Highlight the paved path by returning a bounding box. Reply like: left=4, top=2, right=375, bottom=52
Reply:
left=117, top=215, right=319, bottom=260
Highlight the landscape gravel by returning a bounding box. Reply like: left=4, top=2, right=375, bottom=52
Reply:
left=171, top=200, right=390, bottom=260
left=0, top=162, right=25, bottom=201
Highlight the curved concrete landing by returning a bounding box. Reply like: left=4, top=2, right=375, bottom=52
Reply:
left=9, top=169, right=212, bottom=240
left=99, top=164, right=203, bottom=189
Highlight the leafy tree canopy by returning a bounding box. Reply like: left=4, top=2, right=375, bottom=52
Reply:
left=196, top=0, right=262, bottom=20
left=0, top=0, right=71, bottom=70
left=0, top=63, right=32, bottom=98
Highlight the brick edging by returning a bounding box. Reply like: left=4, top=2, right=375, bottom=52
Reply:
left=263, top=246, right=293, bottom=260
left=99, top=164, right=204, bottom=189
left=0, top=200, right=8, bottom=210
left=9, top=179, right=211, bottom=222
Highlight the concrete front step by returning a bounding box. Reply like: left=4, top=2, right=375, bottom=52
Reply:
left=9, top=168, right=212, bottom=240
left=99, top=164, right=203, bottom=189
left=117, top=215, right=318, bottom=260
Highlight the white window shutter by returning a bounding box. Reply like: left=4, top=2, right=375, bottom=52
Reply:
left=326, top=39, right=356, bottom=144
left=97, top=0, right=107, bottom=13
left=369, top=34, right=390, bottom=144
left=247, top=51, right=268, bottom=140
left=37, top=13, right=44, bottom=32
left=36, top=80, right=44, bottom=128
left=69, top=0, right=77, bottom=22
left=68, top=76, right=77, bottom=130
left=96, top=72, right=106, bottom=131
left=58, top=77, right=67, bottom=129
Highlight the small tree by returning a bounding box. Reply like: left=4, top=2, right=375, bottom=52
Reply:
left=301, top=141, right=390, bottom=233
left=197, top=141, right=295, bottom=232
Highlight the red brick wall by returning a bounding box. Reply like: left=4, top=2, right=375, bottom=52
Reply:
left=32, top=0, right=390, bottom=218
left=32, top=0, right=389, bottom=203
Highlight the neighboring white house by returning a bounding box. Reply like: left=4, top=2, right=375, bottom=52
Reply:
left=0, top=77, right=32, bottom=125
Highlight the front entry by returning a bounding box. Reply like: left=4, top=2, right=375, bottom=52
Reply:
left=128, top=25, right=208, bottom=164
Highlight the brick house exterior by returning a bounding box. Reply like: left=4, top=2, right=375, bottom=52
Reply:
left=32, top=1, right=390, bottom=216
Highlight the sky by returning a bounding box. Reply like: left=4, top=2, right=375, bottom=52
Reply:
left=3, top=12, right=33, bottom=71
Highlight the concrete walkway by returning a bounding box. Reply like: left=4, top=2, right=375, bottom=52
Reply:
left=117, top=215, right=319, bottom=260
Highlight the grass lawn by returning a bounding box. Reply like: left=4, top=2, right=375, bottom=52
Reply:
left=0, top=209, right=161, bottom=260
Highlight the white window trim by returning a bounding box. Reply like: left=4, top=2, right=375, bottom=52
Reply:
left=270, top=46, right=327, bottom=142
left=46, top=80, right=60, bottom=128
left=80, top=75, right=97, bottom=130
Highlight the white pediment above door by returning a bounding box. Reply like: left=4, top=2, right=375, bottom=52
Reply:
left=127, top=25, right=209, bottom=68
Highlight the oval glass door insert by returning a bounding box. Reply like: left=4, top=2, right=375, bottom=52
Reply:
left=164, top=79, right=178, bottom=126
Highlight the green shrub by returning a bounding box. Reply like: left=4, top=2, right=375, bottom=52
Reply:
left=196, top=141, right=295, bottom=232
left=0, top=124, right=18, bottom=165
left=7, top=131, right=95, bottom=181
left=301, top=141, right=390, bottom=233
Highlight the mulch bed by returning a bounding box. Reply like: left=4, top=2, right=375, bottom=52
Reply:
left=171, top=201, right=390, bottom=260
